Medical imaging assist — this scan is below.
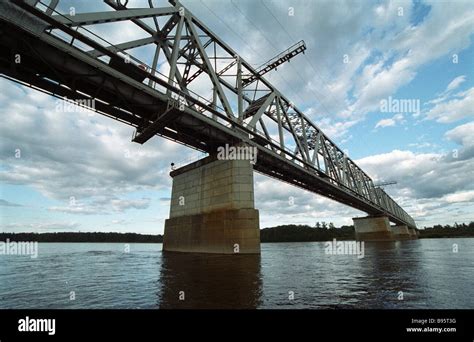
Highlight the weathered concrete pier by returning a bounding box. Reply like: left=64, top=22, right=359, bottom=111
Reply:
left=353, top=216, right=394, bottom=241
left=392, top=225, right=412, bottom=239
left=353, top=216, right=418, bottom=241
left=163, top=155, right=260, bottom=254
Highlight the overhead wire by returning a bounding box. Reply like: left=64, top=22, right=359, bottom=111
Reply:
left=197, top=0, right=307, bottom=105
left=259, top=0, right=348, bottom=117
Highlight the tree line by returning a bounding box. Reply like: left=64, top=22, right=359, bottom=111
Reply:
left=420, top=222, right=474, bottom=238
left=0, top=232, right=163, bottom=243
left=0, top=222, right=472, bottom=243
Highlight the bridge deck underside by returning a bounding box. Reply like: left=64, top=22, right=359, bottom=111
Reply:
left=0, top=19, right=413, bottom=228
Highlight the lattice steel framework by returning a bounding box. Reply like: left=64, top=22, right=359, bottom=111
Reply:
left=0, top=0, right=416, bottom=228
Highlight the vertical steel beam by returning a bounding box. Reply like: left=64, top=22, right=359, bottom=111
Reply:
left=237, top=56, right=243, bottom=122
left=300, top=116, right=310, bottom=162
left=279, top=98, right=307, bottom=163
left=148, top=44, right=161, bottom=88
left=168, top=14, right=185, bottom=88
left=186, top=17, right=234, bottom=118
left=45, top=0, right=59, bottom=16
left=312, top=133, right=321, bottom=170
left=276, top=96, right=285, bottom=157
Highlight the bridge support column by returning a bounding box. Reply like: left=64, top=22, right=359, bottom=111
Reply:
left=392, top=225, right=411, bottom=240
left=408, top=228, right=418, bottom=239
left=352, top=216, right=394, bottom=241
left=163, top=155, right=260, bottom=254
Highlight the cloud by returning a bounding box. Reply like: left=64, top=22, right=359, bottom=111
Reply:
left=48, top=205, right=101, bottom=215
left=446, top=75, right=466, bottom=93
left=375, top=113, right=404, bottom=129
left=408, top=142, right=435, bottom=149
left=357, top=149, right=474, bottom=200
left=254, top=174, right=361, bottom=227
left=0, top=199, right=23, bottom=207
left=48, top=197, right=151, bottom=215
left=352, top=57, right=417, bottom=116
left=355, top=147, right=474, bottom=226
left=375, top=118, right=396, bottom=128
left=253, top=0, right=474, bottom=139
left=445, top=122, right=474, bottom=147
left=425, top=87, right=474, bottom=123
left=348, top=2, right=474, bottom=123
left=425, top=75, right=467, bottom=107
left=110, top=198, right=151, bottom=212
left=2, top=222, right=81, bottom=232
left=0, top=79, right=195, bottom=213
left=315, top=118, right=359, bottom=139
left=442, top=190, right=474, bottom=203
left=445, top=121, right=474, bottom=160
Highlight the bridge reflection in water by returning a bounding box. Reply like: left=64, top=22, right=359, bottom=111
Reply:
left=158, top=253, right=262, bottom=309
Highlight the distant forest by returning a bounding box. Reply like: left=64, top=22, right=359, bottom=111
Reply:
left=260, top=222, right=474, bottom=242
left=0, top=222, right=473, bottom=243
left=417, top=222, right=474, bottom=238
left=0, top=232, right=163, bottom=243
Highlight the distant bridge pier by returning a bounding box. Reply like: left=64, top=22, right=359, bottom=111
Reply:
left=392, top=225, right=412, bottom=239
left=163, top=154, right=260, bottom=254
left=353, top=216, right=394, bottom=241
left=353, top=217, right=419, bottom=241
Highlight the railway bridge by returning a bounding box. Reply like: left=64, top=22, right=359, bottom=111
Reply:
left=0, top=0, right=418, bottom=254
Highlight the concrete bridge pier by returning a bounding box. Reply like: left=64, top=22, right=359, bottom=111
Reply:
left=392, top=225, right=411, bottom=240
left=408, top=228, right=418, bottom=239
left=352, top=216, right=394, bottom=241
left=163, top=154, right=260, bottom=254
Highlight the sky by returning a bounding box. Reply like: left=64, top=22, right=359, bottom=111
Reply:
left=1, top=0, right=473, bottom=234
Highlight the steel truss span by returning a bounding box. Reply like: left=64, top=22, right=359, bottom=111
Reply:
left=0, top=0, right=415, bottom=228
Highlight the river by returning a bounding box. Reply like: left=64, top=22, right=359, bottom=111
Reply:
left=0, top=238, right=472, bottom=309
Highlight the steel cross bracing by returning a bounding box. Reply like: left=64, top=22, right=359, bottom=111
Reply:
left=0, top=0, right=416, bottom=228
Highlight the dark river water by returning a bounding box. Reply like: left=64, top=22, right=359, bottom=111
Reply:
left=0, top=239, right=472, bottom=309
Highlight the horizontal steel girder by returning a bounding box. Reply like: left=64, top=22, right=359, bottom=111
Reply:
left=52, top=7, right=178, bottom=26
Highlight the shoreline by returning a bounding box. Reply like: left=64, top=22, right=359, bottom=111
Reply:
left=1, top=233, right=473, bottom=244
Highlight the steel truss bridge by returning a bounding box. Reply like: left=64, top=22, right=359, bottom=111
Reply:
left=0, top=0, right=416, bottom=228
